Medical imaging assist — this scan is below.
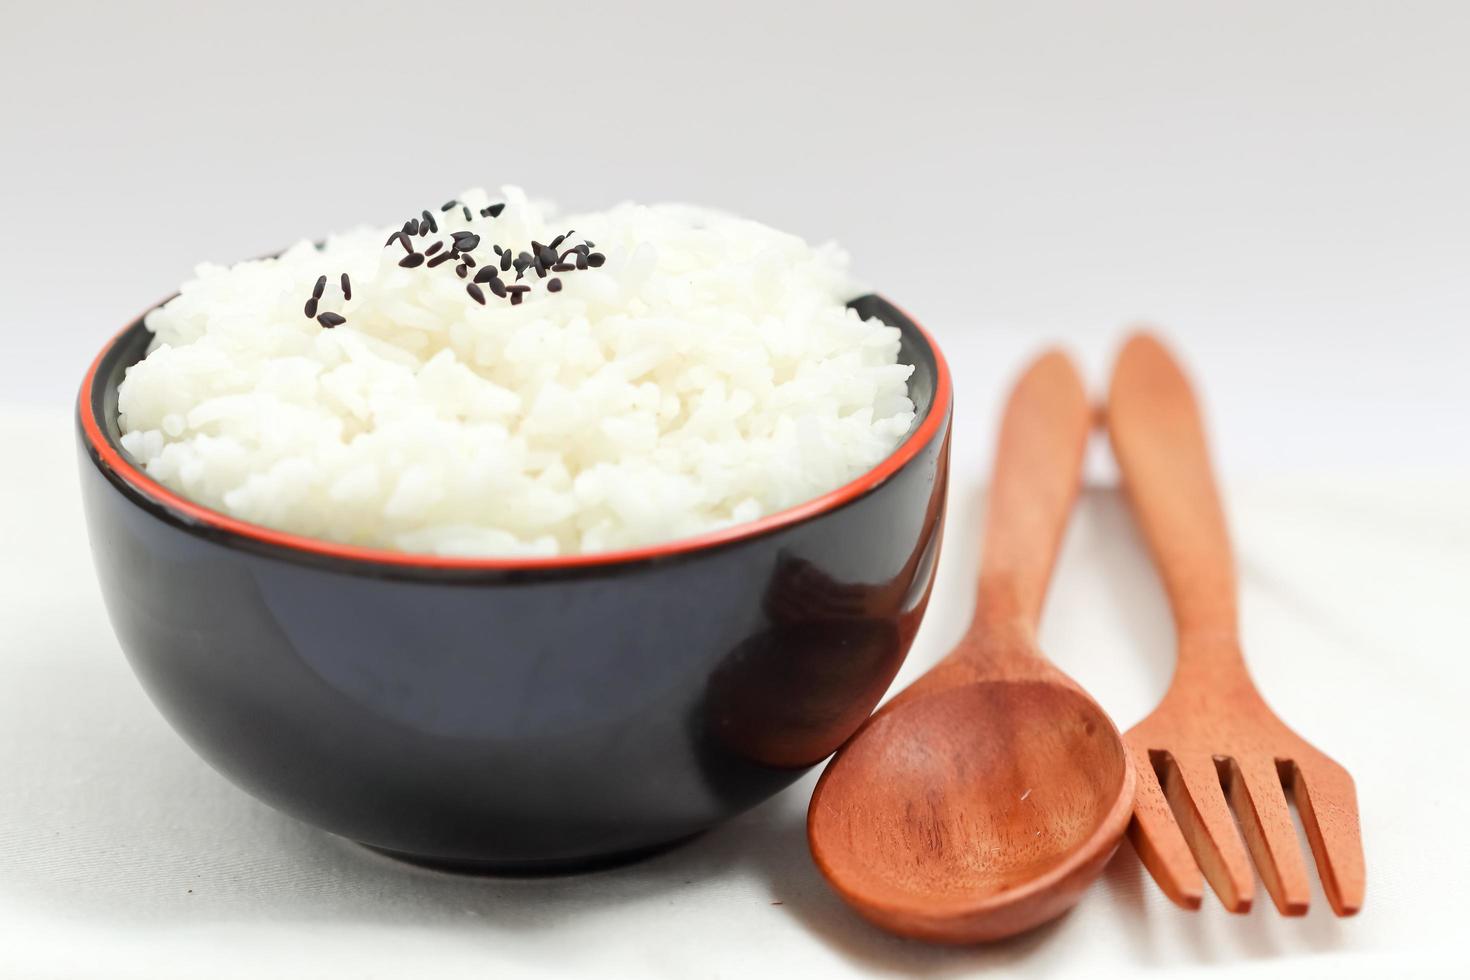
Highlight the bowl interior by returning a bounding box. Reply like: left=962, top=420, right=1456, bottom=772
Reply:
left=84, top=292, right=947, bottom=570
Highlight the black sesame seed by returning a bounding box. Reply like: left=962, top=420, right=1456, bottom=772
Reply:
left=473, top=266, right=498, bottom=283
left=384, top=231, right=401, bottom=248
left=422, top=209, right=437, bottom=233
left=426, top=241, right=444, bottom=256
left=461, top=253, right=476, bottom=267
left=441, top=200, right=457, bottom=212
left=466, top=283, right=486, bottom=305
left=583, top=240, right=594, bottom=248
left=462, top=206, right=472, bottom=222
left=406, top=218, right=420, bottom=236
left=510, top=292, right=524, bottom=305
left=400, top=235, right=416, bottom=254
left=485, top=202, right=505, bottom=217
left=551, top=262, right=574, bottom=273
left=575, top=253, right=588, bottom=270
left=516, top=251, right=533, bottom=265
left=427, top=251, right=454, bottom=268
left=588, top=252, right=606, bottom=268
left=501, top=251, right=513, bottom=271
left=341, top=273, right=352, bottom=300
left=488, top=278, right=508, bottom=298
left=399, top=253, right=425, bottom=268
left=547, top=278, right=562, bottom=293
left=312, top=275, right=327, bottom=299
left=317, top=312, right=346, bottom=328
left=452, top=232, right=480, bottom=251
left=550, top=234, right=565, bottom=249
left=304, top=296, right=319, bottom=318
left=506, top=284, right=530, bottom=293
left=456, top=263, right=467, bottom=278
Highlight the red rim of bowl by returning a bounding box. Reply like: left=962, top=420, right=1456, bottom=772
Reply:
left=79, top=301, right=952, bottom=571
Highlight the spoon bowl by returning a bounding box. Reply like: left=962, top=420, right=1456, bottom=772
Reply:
left=811, top=677, right=1131, bottom=941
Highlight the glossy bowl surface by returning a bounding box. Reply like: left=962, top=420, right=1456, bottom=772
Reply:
left=77, top=294, right=952, bottom=871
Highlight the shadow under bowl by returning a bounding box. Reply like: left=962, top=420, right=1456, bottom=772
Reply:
left=76, top=294, right=953, bottom=872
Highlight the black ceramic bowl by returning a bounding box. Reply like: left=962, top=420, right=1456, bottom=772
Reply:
left=77, top=294, right=952, bottom=871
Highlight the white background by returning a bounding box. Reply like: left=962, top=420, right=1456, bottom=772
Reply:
left=2, top=1, right=1467, bottom=977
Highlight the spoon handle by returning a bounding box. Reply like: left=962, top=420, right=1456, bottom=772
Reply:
left=971, top=350, right=1091, bottom=636
left=1106, top=333, right=1238, bottom=641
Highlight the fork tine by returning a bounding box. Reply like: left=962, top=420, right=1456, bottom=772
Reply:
left=1221, top=757, right=1312, bottom=915
left=1163, top=753, right=1255, bottom=912
left=1127, top=746, right=1203, bottom=909
left=1283, top=758, right=1365, bottom=916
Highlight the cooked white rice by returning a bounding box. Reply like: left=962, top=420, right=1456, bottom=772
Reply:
left=117, top=187, right=916, bottom=557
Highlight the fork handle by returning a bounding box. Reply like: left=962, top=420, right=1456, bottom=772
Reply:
left=1106, top=333, right=1239, bottom=639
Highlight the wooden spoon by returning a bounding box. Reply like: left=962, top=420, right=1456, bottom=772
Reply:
left=807, top=350, right=1136, bottom=943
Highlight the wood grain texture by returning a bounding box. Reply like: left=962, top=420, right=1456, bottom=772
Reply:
left=807, top=350, right=1136, bottom=944
left=1106, top=332, right=1365, bottom=917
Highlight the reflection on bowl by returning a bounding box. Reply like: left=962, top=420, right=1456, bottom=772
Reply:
left=76, top=294, right=952, bottom=871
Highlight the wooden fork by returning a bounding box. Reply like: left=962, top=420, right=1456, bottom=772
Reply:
left=1106, top=332, right=1365, bottom=917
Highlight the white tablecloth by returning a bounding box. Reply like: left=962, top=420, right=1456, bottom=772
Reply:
left=2, top=408, right=1465, bottom=978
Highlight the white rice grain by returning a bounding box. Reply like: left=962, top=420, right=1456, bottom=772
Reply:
left=117, top=187, right=917, bottom=556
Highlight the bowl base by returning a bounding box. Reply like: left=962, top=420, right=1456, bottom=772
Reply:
left=355, top=833, right=703, bottom=876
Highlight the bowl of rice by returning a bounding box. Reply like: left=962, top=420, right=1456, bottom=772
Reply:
left=77, top=188, right=953, bottom=870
